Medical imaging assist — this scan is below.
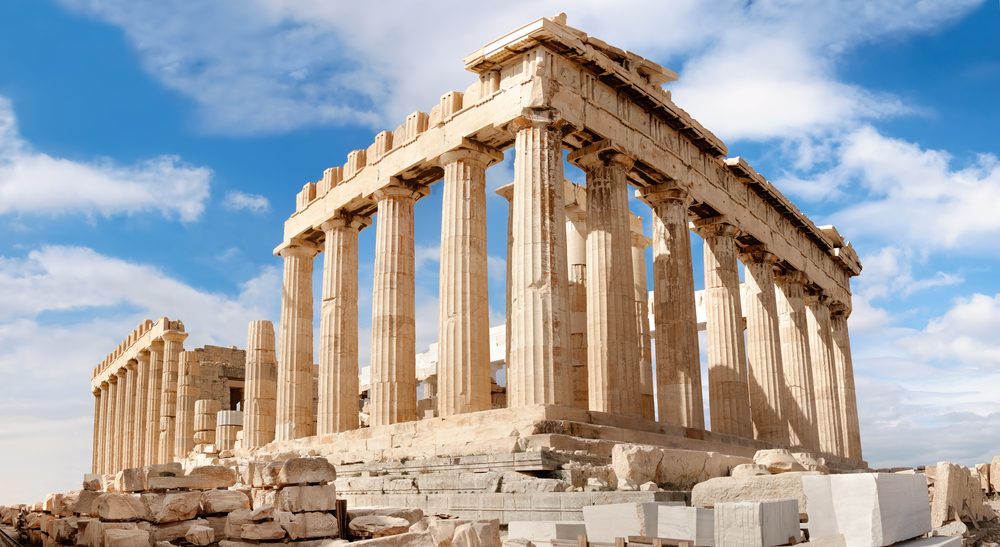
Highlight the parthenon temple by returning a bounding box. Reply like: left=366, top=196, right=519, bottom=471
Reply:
left=81, top=14, right=869, bottom=530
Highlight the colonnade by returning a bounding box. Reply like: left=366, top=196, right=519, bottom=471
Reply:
left=90, top=319, right=187, bottom=474
left=270, top=112, right=862, bottom=461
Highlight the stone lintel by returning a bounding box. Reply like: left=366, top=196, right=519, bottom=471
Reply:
left=567, top=139, right=635, bottom=172
left=438, top=139, right=504, bottom=167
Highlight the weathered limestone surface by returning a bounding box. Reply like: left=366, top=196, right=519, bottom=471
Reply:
left=714, top=499, right=799, bottom=547
left=930, top=462, right=992, bottom=528
left=692, top=472, right=817, bottom=515
left=244, top=320, right=277, bottom=448
left=158, top=331, right=187, bottom=464
left=830, top=307, right=863, bottom=461
left=582, top=502, right=662, bottom=543
left=630, top=229, right=655, bottom=421
left=805, top=294, right=844, bottom=457
left=774, top=273, right=820, bottom=452
left=657, top=506, right=714, bottom=546
left=145, top=340, right=164, bottom=467
left=565, top=209, right=589, bottom=410
left=277, top=243, right=319, bottom=441
left=175, top=351, right=198, bottom=459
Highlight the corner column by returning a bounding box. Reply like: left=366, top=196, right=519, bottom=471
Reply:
left=805, top=291, right=845, bottom=457
left=695, top=218, right=752, bottom=438
left=91, top=387, right=101, bottom=474
left=640, top=184, right=704, bottom=429
left=144, top=340, right=163, bottom=465
left=97, top=382, right=109, bottom=473
left=105, top=376, right=118, bottom=472
left=631, top=228, right=655, bottom=421
left=437, top=144, right=503, bottom=417
left=569, top=142, right=641, bottom=417
left=245, top=320, right=278, bottom=447
left=496, top=183, right=514, bottom=385
left=276, top=242, right=319, bottom=440
left=507, top=109, right=572, bottom=408
left=370, top=183, right=426, bottom=426
left=133, top=351, right=149, bottom=467
left=175, top=350, right=198, bottom=459
left=113, top=369, right=126, bottom=470
left=565, top=208, right=589, bottom=409
left=318, top=215, right=367, bottom=433
left=122, top=361, right=137, bottom=468
left=158, top=331, right=186, bottom=463
left=740, top=249, right=789, bottom=445
left=830, top=304, right=862, bottom=461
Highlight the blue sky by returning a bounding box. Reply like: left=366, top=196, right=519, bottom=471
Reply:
left=1, top=1, right=998, bottom=503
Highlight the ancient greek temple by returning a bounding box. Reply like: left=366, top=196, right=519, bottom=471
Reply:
left=267, top=15, right=862, bottom=463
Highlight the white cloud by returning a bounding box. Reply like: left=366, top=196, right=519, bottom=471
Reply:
left=904, top=293, right=1000, bottom=370
left=224, top=191, right=271, bottom=214
left=0, top=97, right=211, bottom=221
left=0, top=245, right=279, bottom=504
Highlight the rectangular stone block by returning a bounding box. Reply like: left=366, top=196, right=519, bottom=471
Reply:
left=802, top=473, right=930, bottom=546
left=141, top=491, right=202, bottom=523
left=137, top=517, right=211, bottom=543
left=276, top=511, right=340, bottom=540
left=507, top=521, right=587, bottom=545
left=276, top=484, right=338, bottom=513
left=714, top=499, right=799, bottom=547
left=104, top=528, right=150, bottom=547
left=582, top=502, right=659, bottom=543
left=200, top=489, right=251, bottom=515
left=657, top=506, right=714, bottom=546
left=95, top=493, right=146, bottom=522
left=894, top=537, right=962, bottom=547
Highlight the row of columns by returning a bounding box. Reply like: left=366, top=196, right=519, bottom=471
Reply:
left=271, top=110, right=862, bottom=461
left=91, top=332, right=187, bottom=474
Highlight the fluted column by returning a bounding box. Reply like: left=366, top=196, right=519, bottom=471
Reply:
left=114, top=369, right=126, bottom=470
left=565, top=209, right=589, bottom=410
left=318, top=215, right=366, bottom=433
left=695, top=218, right=752, bottom=438
left=276, top=242, right=319, bottom=440
left=158, top=331, right=186, bottom=463
left=175, top=351, right=198, bottom=459
left=144, top=340, right=163, bottom=465
left=631, top=229, right=654, bottom=421
left=805, top=292, right=844, bottom=457
left=640, top=185, right=703, bottom=428
left=569, top=143, right=641, bottom=417
left=92, top=387, right=101, bottom=474
left=775, top=272, right=820, bottom=450
left=437, top=145, right=502, bottom=417
left=496, top=184, right=514, bottom=383
left=245, top=320, right=278, bottom=448
left=830, top=304, right=862, bottom=460
left=122, top=361, right=137, bottom=468
left=98, top=381, right=109, bottom=473
left=106, top=375, right=118, bottom=472
left=370, top=183, right=426, bottom=426
left=508, top=110, right=572, bottom=408
left=740, top=249, right=789, bottom=445
left=133, top=351, right=149, bottom=467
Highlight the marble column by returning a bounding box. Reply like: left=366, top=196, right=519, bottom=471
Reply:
left=569, top=143, right=641, bottom=417
left=114, top=369, right=127, bottom=470
left=158, top=332, right=185, bottom=463
left=370, top=183, right=425, bottom=426
left=245, top=320, right=278, bottom=448
left=106, top=375, right=118, bottom=472
left=122, top=361, right=137, bottom=468
left=133, top=351, right=149, bottom=467
left=507, top=110, right=572, bottom=408
left=565, top=209, right=589, bottom=410
left=98, top=381, right=109, bottom=473
left=144, top=340, right=163, bottom=465
left=496, top=184, right=514, bottom=385
left=437, top=145, right=502, bottom=417
left=174, top=351, right=198, bottom=459
left=775, top=272, right=820, bottom=451
left=695, top=218, right=752, bottom=438
left=631, top=229, right=655, bottom=421
left=805, top=291, right=845, bottom=457
left=318, top=215, right=366, bottom=433
left=92, top=387, right=101, bottom=474
left=639, top=184, right=704, bottom=429
left=830, top=304, right=863, bottom=461
left=740, top=249, right=789, bottom=445
left=276, top=242, right=319, bottom=440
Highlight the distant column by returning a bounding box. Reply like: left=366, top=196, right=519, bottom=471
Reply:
left=496, top=184, right=514, bottom=383
left=98, top=381, right=110, bottom=474
left=174, top=350, right=199, bottom=459
left=133, top=351, right=149, bottom=467
left=114, top=369, right=127, bottom=470
left=631, top=228, right=654, bottom=421
left=437, top=144, right=502, bottom=417
left=144, top=340, right=164, bottom=465
left=565, top=208, right=589, bottom=409
left=740, top=248, right=789, bottom=445
left=639, top=184, right=704, bottom=429
left=158, top=331, right=186, bottom=463
left=830, top=304, right=863, bottom=461
left=91, top=387, right=101, bottom=474
left=805, top=291, right=845, bottom=457
left=106, top=375, right=118, bottom=472
left=370, top=183, right=425, bottom=426
left=774, top=272, right=820, bottom=451
left=122, top=361, right=137, bottom=468
left=507, top=109, right=572, bottom=408
left=569, top=143, right=641, bottom=417
left=695, top=218, right=752, bottom=438
left=276, top=242, right=319, bottom=440
left=216, top=410, right=243, bottom=451
left=318, top=215, right=366, bottom=433
left=244, top=320, right=278, bottom=448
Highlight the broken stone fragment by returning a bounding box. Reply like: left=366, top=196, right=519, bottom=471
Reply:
left=83, top=474, right=103, bottom=492
left=753, top=449, right=806, bottom=474
left=262, top=457, right=337, bottom=487
left=140, top=491, right=202, bottom=524
left=731, top=463, right=771, bottom=479
left=349, top=531, right=437, bottom=547
left=276, top=484, right=338, bottom=513
left=184, top=524, right=215, bottom=546
left=137, top=518, right=211, bottom=544
left=692, top=472, right=816, bottom=515
left=199, top=489, right=250, bottom=515
left=95, top=493, right=146, bottom=522
left=276, top=511, right=340, bottom=540
left=104, top=528, right=151, bottom=547
left=240, top=520, right=286, bottom=541
left=351, top=515, right=412, bottom=538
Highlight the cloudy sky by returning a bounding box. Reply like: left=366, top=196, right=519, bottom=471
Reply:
left=1, top=1, right=999, bottom=503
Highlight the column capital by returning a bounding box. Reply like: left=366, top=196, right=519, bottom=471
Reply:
left=829, top=301, right=851, bottom=318
left=319, top=212, right=370, bottom=233
left=774, top=269, right=809, bottom=287
left=495, top=183, right=514, bottom=202
left=278, top=240, right=321, bottom=259
left=125, top=360, right=138, bottom=372
left=439, top=139, right=504, bottom=168
left=635, top=180, right=693, bottom=207
left=567, top=140, right=635, bottom=172
left=161, top=331, right=188, bottom=344
left=507, top=107, right=565, bottom=132
left=693, top=216, right=739, bottom=239
left=149, top=338, right=165, bottom=351
left=93, top=386, right=101, bottom=396
left=739, top=245, right=780, bottom=265
left=373, top=179, right=430, bottom=203
left=100, top=380, right=109, bottom=390
left=108, top=372, right=119, bottom=384
left=803, top=289, right=830, bottom=307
